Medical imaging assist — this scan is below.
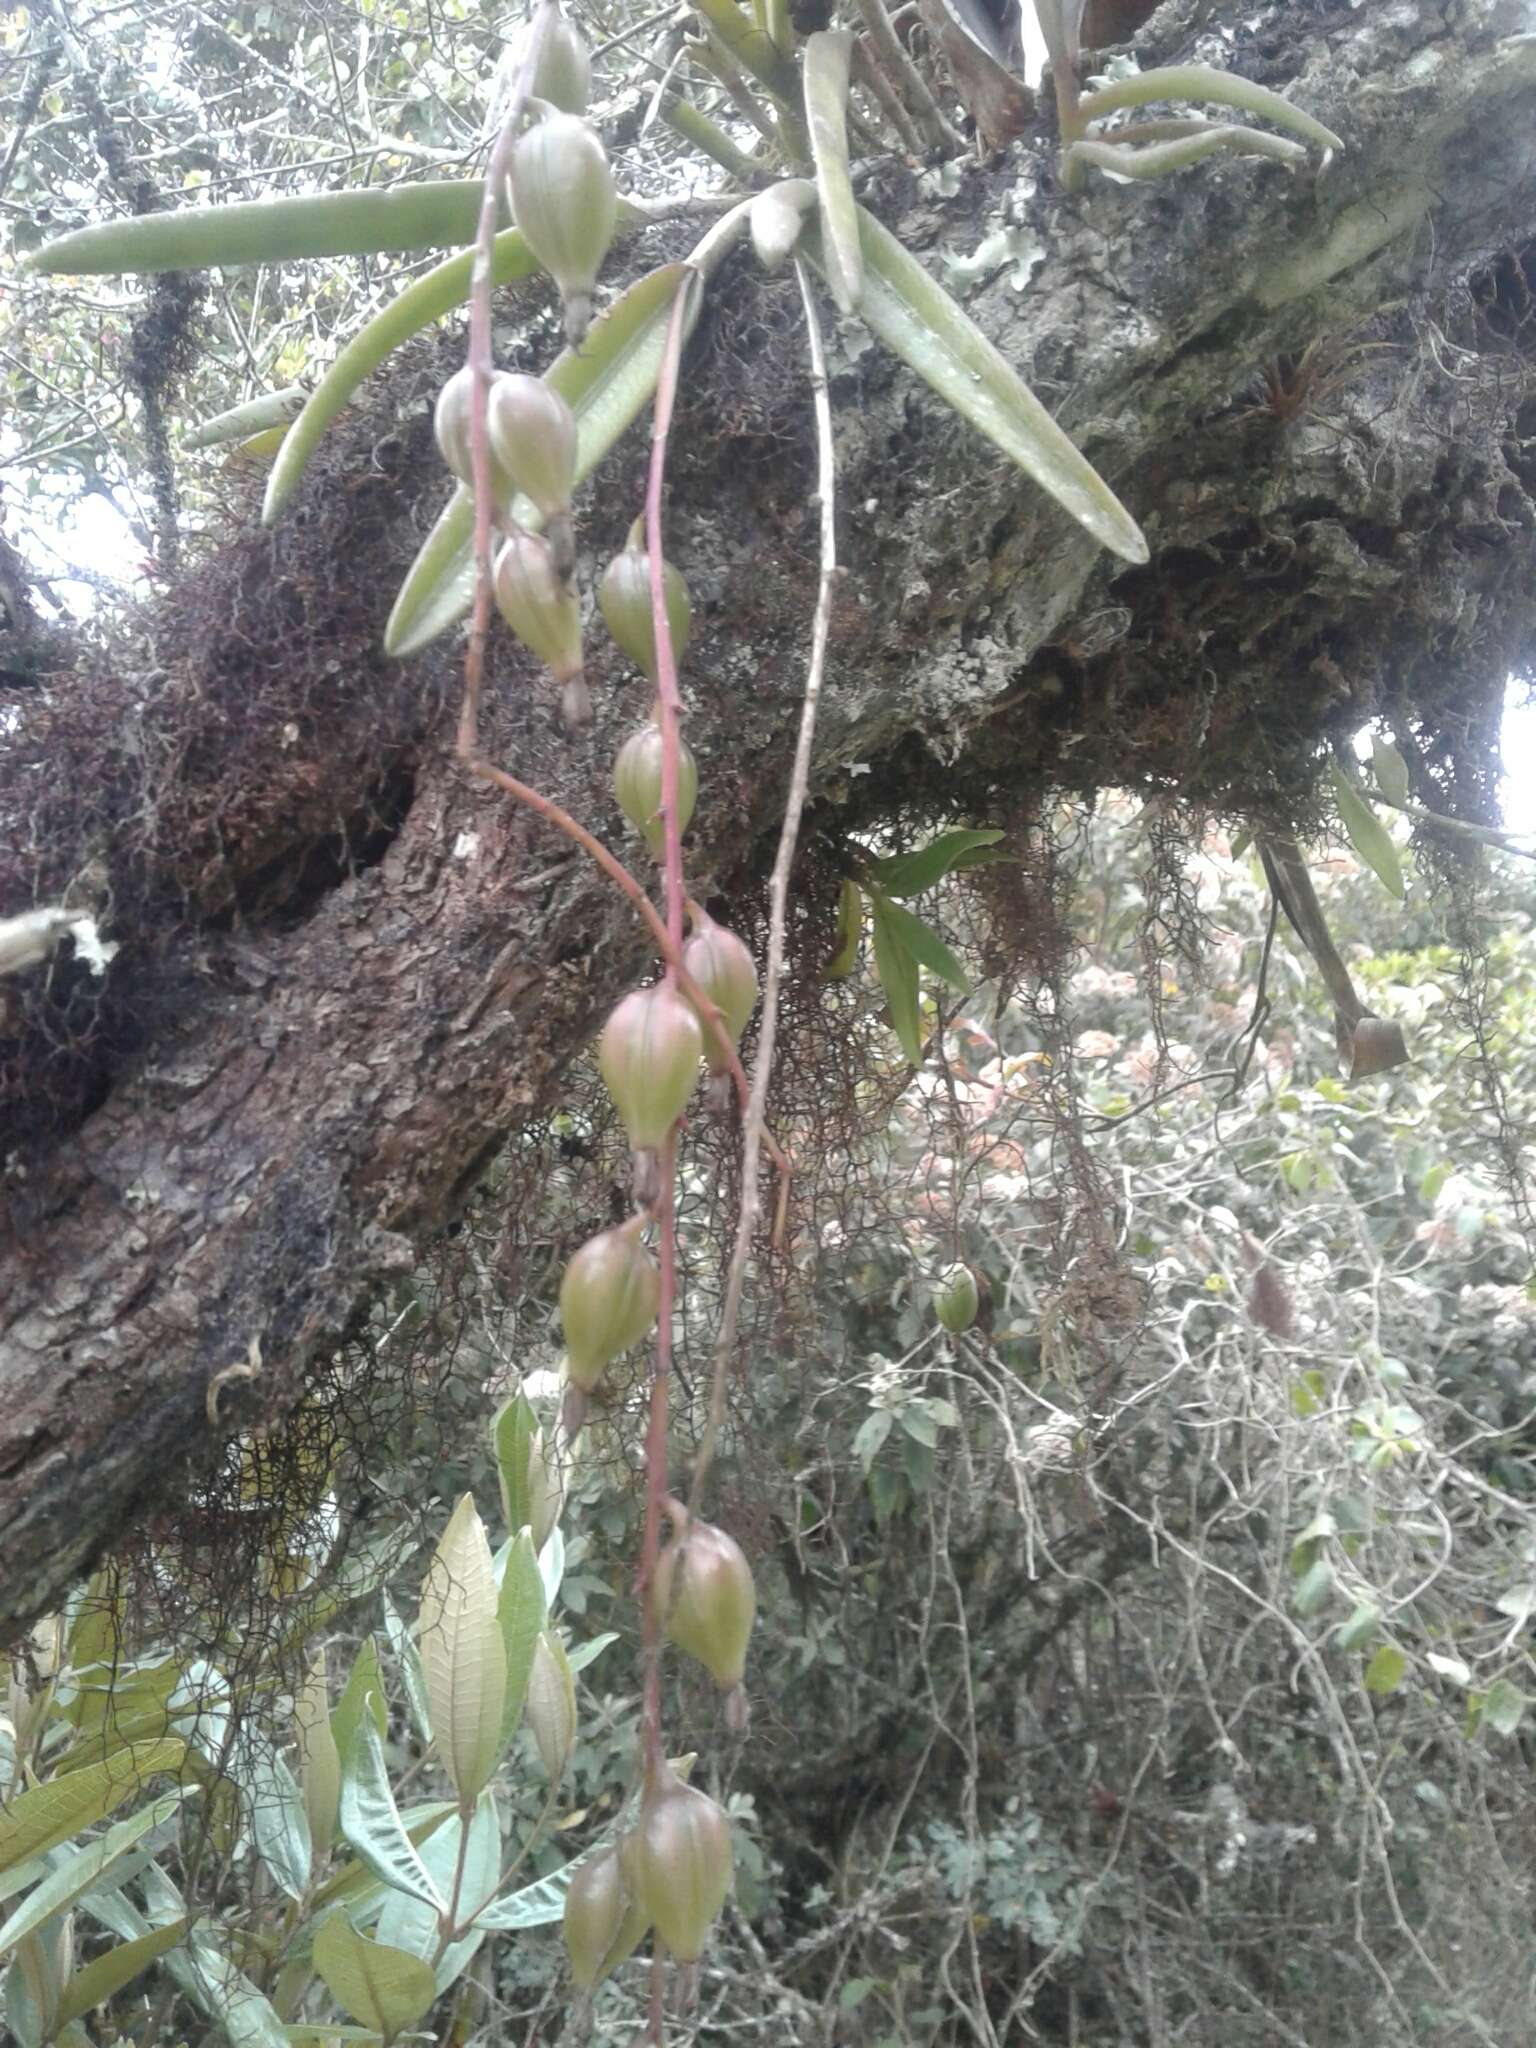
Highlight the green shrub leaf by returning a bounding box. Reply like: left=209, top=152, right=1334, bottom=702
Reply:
left=1329, top=761, right=1404, bottom=900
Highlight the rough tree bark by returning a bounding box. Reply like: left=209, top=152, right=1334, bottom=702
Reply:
left=2, top=0, right=1534, bottom=1642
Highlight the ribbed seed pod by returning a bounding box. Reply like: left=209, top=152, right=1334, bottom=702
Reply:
left=507, top=112, right=617, bottom=345
left=934, top=1262, right=979, bottom=1335
left=613, top=723, right=697, bottom=861
left=682, top=910, right=758, bottom=1076
left=493, top=530, right=583, bottom=694
left=563, top=1844, right=649, bottom=1989
left=597, top=983, right=702, bottom=1156
left=486, top=374, right=577, bottom=522
left=434, top=365, right=515, bottom=497
left=654, top=1504, right=756, bottom=1691
left=599, top=533, right=692, bottom=684
left=623, top=1764, right=733, bottom=1963
left=560, top=1215, right=660, bottom=1393
left=519, top=12, right=592, bottom=114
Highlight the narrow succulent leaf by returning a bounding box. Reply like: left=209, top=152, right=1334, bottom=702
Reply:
left=491, top=1394, right=538, bottom=1537
left=338, top=1706, right=445, bottom=1913
left=473, top=1862, right=575, bottom=1931
left=184, top=386, right=308, bottom=451
left=497, top=1531, right=547, bottom=1749
left=803, top=33, right=862, bottom=314
left=869, top=892, right=968, bottom=992
left=1066, top=127, right=1307, bottom=180
left=311, top=1915, right=438, bottom=2037
left=691, top=0, right=801, bottom=102
left=53, top=1916, right=192, bottom=2029
left=380, top=1591, right=433, bottom=1749
left=1077, top=64, right=1346, bottom=153
left=385, top=263, right=697, bottom=657
left=418, top=1494, right=506, bottom=1810
left=26, top=180, right=493, bottom=277
left=331, top=1637, right=388, bottom=1771
left=0, top=1791, right=188, bottom=1956
left=0, top=1741, right=185, bottom=1874
left=870, top=896, right=924, bottom=1065
left=1371, top=734, right=1410, bottom=809
left=825, top=878, right=864, bottom=980
left=871, top=829, right=1005, bottom=897
left=805, top=206, right=1147, bottom=564
left=1329, top=762, right=1405, bottom=900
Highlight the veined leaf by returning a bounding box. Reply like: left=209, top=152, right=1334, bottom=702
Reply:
left=565, top=1631, right=619, bottom=1677
left=296, top=1646, right=341, bottom=1864
left=1077, top=65, right=1345, bottom=154
left=378, top=1789, right=498, bottom=1995
left=491, top=1394, right=538, bottom=1539
left=0, top=1789, right=187, bottom=1958
left=331, top=1637, right=388, bottom=1772
left=53, top=1915, right=192, bottom=2030
left=868, top=892, right=968, bottom=992
left=338, top=1704, right=445, bottom=1913
left=1330, top=761, right=1404, bottom=901
left=524, top=1633, right=576, bottom=1784
left=380, top=1592, right=432, bottom=1750
left=825, top=878, right=864, bottom=979
left=311, top=1916, right=437, bottom=2039
left=232, top=1736, right=313, bottom=1903
left=871, top=829, right=1004, bottom=898
left=418, top=1494, right=506, bottom=1810
left=385, top=263, right=697, bottom=658
left=803, top=33, right=862, bottom=314
left=0, top=1741, right=185, bottom=1874
left=473, top=1861, right=575, bottom=1931
left=1363, top=1644, right=1408, bottom=1696
left=27, top=180, right=489, bottom=277
left=496, top=1530, right=546, bottom=1748
left=1480, top=1677, right=1528, bottom=1738
left=310, top=1803, right=455, bottom=1920
left=871, top=895, right=924, bottom=1065
left=804, top=205, right=1147, bottom=564
left=1332, top=1602, right=1381, bottom=1653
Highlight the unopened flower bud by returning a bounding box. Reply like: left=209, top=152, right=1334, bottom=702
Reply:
left=564, top=1843, right=648, bottom=1989
left=494, top=530, right=582, bottom=687
left=486, top=373, right=577, bottom=529
left=434, top=365, right=515, bottom=497
left=597, top=982, right=702, bottom=1157
left=654, top=1501, right=756, bottom=1691
left=507, top=113, right=616, bottom=346
left=599, top=529, right=692, bottom=683
left=518, top=12, right=592, bottom=114
left=622, top=1763, right=733, bottom=1963
left=682, top=910, right=758, bottom=1075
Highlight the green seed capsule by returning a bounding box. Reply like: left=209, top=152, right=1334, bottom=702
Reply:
left=560, top=1215, right=660, bottom=1392
left=434, top=365, right=515, bottom=497
left=493, top=530, right=582, bottom=686
left=934, top=1262, right=979, bottom=1335
left=507, top=112, right=617, bottom=346
left=599, top=537, right=691, bottom=683
left=655, top=1505, right=756, bottom=1691
left=563, top=1844, right=648, bottom=1989
left=486, top=373, right=577, bottom=524
left=597, top=981, right=702, bottom=1155
left=613, top=723, right=697, bottom=861
left=520, top=13, right=592, bottom=114
left=682, top=911, right=758, bottom=1074
left=623, top=1764, right=733, bottom=1964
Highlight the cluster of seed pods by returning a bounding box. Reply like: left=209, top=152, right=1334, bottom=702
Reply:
left=447, top=15, right=767, bottom=1980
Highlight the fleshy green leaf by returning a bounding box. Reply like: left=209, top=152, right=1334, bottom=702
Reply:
left=384, top=263, right=696, bottom=658
left=491, top=1394, right=538, bottom=1538
left=805, top=204, right=1147, bottom=564
left=27, top=180, right=489, bottom=277
left=377, top=1789, right=499, bottom=1995
left=803, top=32, right=862, bottom=314
left=871, top=829, right=1005, bottom=897
left=338, top=1703, right=445, bottom=1913
left=1330, top=761, right=1404, bottom=901
left=53, top=1916, right=192, bottom=2030
left=1480, top=1677, right=1528, bottom=1737
left=311, top=1915, right=438, bottom=2038
left=418, top=1495, right=505, bottom=1811
left=1363, top=1644, right=1407, bottom=1696
left=0, top=1741, right=185, bottom=1874
left=868, top=892, right=968, bottom=992
left=1292, top=1558, right=1336, bottom=1618
left=1332, top=1601, right=1381, bottom=1653
left=870, top=894, right=924, bottom=1065
left=825, top=878, right=864, bottom=979
left=1371, top=734, right=1410, bottom=809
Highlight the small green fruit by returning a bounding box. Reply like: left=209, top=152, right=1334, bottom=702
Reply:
left=434, top=365, right=514, bottom=497
left=934, top=1262, right=979, bottom=1335
left=622, top=1764, right=733, bottom=1963
left=493, top=529, right=582, bottom=687
left=598, top=536, right=692, bottom=684
left=613, top=723, right=697, bottom=861
left=486, top=372, right=577, bottom=527
left=682, top=910, right=758, bottom=1074
left=507, top=112, right=617, bottom=345
left=520, top=12, right=592, bottom=114
left=563, top=1844, right=648, bottom=1989
left=597, top=981, right=702, bottom=1154
left=560, top=1216, right=660, bottom=1392
left=655, top=1504, right=756, bottom=1691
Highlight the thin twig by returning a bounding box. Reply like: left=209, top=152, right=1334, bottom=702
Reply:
left=687, top=251, right=837, bottom=1517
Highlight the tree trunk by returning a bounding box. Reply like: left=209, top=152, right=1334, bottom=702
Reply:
left=3, top=0, right=1534, bottom=1642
